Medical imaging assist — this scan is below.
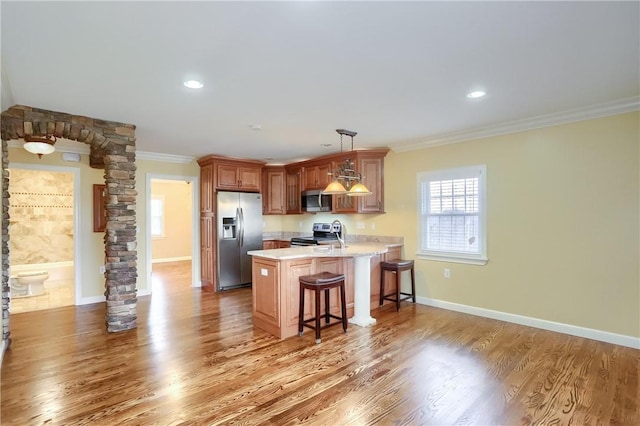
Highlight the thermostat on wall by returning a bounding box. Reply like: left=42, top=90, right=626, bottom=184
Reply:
left=62, top=152, right=81, bottom=162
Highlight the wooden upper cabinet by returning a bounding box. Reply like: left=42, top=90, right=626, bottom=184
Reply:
left=302, top=162, right=332, bottom=190
left=332, top=151, right=386, bottom=214
left=285, top=166, right=302, bottom=214
left=199, top=162, right=214, bottom=214
left=216, top=163, right=262, bottom=192
left=262, top=167, right=286, bottom=215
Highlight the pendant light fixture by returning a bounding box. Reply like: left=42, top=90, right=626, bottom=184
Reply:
left=23, top=135, right=57, bottom=158
left=322, top=129, right=372, bottom=197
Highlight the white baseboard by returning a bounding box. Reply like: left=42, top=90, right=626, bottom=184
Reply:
left=137, top=288, right=151, bottom=297
left=77, top=295, right=105, bottom=306
left=151, top=256, right=192, bottom=264
left=1, top=338, right=6, bottom=367
left=416, top=296, right=640, bottom=350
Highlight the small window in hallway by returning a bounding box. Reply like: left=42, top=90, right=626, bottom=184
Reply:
left=151, top=195, right=165, bottom=238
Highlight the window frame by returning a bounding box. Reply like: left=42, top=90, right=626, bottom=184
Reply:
left=416, top=165, right=487, bottom=265
left=150, top=195, right=165, bottom=239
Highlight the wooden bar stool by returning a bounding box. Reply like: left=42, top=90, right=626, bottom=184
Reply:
left=298, top=272, right=348, bottom=344
left=380, top=259, right=416, bottom=311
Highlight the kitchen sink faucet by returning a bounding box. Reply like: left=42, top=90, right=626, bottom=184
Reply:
left=331, top=219, right=346, bottom=249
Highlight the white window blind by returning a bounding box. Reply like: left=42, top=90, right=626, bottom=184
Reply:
left=417, top=165, right=487, bottom=264
left=151, top=196, right=165, bottom=238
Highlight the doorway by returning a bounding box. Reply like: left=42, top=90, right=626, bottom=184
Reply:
left=145, top=174, right=199, bottom=296
left=7, top=163, right=80, bottom=313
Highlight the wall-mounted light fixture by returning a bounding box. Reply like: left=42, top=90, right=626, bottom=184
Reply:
left=321, top=129, right=371, bottom=197
left=23, top=135, right=56, bottom=158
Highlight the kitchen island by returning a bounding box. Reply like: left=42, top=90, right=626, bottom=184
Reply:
left=248, top=243, right=401, bottom=340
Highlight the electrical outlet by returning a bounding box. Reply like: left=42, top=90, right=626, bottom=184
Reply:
left=370, top=222, right=376, bottom=230
left=99, top=265, right=106, bottom=274
left=444, top=268, right=450, bottom=279
left=357, top=222, right=365, bottom=229
left=261, top=268, right=268, bottom=276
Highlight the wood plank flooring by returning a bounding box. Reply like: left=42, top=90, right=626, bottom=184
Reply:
left=2, top=261, right=638, bottom=425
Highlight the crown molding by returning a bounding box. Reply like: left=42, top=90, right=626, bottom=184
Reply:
left=6, top=140, right=194, bottom=164
left=135, top=151, right=194, bottom=164
left=392, top=97, right=640, bottom=152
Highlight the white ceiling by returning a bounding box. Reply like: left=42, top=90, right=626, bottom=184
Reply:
left=1, top=1, right=638, bottom=164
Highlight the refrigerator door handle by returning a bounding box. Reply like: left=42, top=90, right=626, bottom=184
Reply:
left=238, top=207, right=244, bottom=247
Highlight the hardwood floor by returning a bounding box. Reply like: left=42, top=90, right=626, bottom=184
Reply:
left=2, top=261, right=638, bottom=425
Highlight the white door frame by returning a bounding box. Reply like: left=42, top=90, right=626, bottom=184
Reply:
left=145, top=173, right=200, bottom=293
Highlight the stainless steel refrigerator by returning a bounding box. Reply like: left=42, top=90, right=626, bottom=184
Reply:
left=216, top=191, right=263, bottom=291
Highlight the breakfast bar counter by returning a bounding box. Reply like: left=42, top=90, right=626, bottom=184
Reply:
left=248, top=243, right=396, bottom=339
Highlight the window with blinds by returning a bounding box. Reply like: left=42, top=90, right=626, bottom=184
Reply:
left=151, top=196, right=165, bottom=238
left=417, top=165, right=487, bottom=264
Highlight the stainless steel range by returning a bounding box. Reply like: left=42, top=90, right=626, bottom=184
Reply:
left=290, top=222, right=341, bottom=246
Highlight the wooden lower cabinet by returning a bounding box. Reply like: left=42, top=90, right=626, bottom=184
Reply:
left=251, top=248, right=402, bottom=339
left=262, top=240, right=292, bottom=250
left=251, top=256, right=356, bottom=339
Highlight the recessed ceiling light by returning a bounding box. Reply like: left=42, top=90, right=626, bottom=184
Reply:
left=184, top=80, right=204, bottom=89
left=249, top=124, right=262, bottom=131
left=320, top=143, right=332, bottom=147
left=466, top=90, right=486, bottom=99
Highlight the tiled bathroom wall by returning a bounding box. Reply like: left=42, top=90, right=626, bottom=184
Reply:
left=8, top=169, right=74, bottom=265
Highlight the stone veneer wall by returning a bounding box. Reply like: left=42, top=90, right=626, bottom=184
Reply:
left=2, top=140, right=10, bottom=346
left=1, top=105, right=138, bottom=334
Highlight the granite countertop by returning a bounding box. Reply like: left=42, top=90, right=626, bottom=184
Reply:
left=248, top=242, right=389, bottom=260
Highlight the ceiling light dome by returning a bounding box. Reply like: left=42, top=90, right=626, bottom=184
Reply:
left=23, top=135, right=56, bottom=158
left=466, top=90, right=486, bottom=99
left=184, top=80, right=204, bottom=89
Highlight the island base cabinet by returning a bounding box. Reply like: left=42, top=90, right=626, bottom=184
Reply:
left=252, top=256, right=355, bottom=340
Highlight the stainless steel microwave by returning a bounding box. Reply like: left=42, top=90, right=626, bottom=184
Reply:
left=301, top=189, right=332, bottom=212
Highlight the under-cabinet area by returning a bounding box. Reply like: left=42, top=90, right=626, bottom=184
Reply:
left=251, top=245, right=401, bottom=339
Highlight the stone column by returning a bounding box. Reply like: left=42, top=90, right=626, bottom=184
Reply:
left=103, top=138, right=138, bottom=332
left=1, top=140, right=11, bottom=348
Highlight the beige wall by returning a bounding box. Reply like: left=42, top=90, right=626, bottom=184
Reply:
left=8, top=168, right=74, bottom=265
left=150, top=180, right=193, bottom=261
left=281, top=112, right=640, bottom=338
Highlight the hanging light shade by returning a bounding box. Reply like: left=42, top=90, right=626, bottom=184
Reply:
left=23, top=135, right=56, bottom=158
left=321, top=129, right=372, bottom=196
left=347, top=182, right=372, bottom=196
left=322, top=180, right=348, bottom=194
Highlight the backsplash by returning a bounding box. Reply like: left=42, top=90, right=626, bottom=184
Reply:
left=8, top=169, right=74, bottom=265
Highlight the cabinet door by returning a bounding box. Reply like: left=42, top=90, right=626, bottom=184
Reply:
left=264, top=169, right=285, bottom=214
left=200, top=163, right=214, bottom=213
left=286, top=169, right=301, bottom=214
left=303, top=163, right=332, bottom=190
left=252, top=258, right=280, bottom=328
left=317, top=162, right=332, bottom=189
left=216, top=164, right=240, bottom=190
left=238, top=166, right=261, bottom=191
left=200, top=216, right=215, bottom=288
left=284, top=259, right=314, bottom=329
left=358, top=157, right=384, bottom=213
left=303, top=166, right=318, bottom=190
left=277, top=240, right=291, bottom=248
